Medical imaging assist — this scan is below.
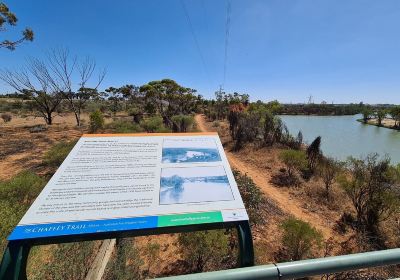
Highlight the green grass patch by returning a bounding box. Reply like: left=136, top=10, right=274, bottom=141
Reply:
left=0, top=172, right=45, bottom=252
left=106, top=119, right=144, bottom=133
left=43, top=140, right=78, bottom=168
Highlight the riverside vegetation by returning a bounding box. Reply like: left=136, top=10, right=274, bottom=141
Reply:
left=359, top=105, right=400, bottom=130
left=1, top=57, right=400, bottom=277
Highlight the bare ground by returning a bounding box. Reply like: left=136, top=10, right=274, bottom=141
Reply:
left=0, top=113, right=118, bottom=180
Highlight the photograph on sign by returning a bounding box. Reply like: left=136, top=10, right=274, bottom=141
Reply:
left=162, top=137, right=221, bottom=163
left=160, top=166, right=233, bottom=205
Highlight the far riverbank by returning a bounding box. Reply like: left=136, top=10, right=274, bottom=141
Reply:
left=357, top=118, right=400, bottom=131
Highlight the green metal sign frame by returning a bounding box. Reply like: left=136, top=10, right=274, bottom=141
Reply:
left=0, top=220, right=254, bottom=280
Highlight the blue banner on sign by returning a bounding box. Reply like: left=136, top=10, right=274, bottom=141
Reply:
left=8, top=216, right=158, bottom=240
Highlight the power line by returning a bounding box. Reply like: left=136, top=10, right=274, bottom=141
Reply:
left=223, top=0, right=231, bottom=88
left=200, top=0, right=209, bottom=31
left=180, top=0, right=210, bottom=82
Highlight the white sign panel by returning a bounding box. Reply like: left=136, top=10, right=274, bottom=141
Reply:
left=9, top=133, right=248, bottom=240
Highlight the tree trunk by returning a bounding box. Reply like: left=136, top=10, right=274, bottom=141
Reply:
left=46, top=111, right=53, bottom=125
left=74, top=111, right=80, bottom=127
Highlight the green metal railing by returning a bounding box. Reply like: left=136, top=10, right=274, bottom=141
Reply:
left=157, top=248, right=400, bottom=280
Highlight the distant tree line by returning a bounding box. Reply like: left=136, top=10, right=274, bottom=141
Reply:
left=277, top=103, right=364, bottom=115
left=0, top=92, right=32, bottom=99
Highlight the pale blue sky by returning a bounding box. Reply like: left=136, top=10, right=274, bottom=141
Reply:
left=1, top=0, right=400, bottom=103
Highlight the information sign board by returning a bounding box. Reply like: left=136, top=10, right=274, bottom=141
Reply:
left=9, top=133, right=248, bottom=240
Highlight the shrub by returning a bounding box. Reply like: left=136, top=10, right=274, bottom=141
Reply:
left=263, top=111, right=282, bottom=146
left=0, top=172, right=45, bottom=252
left=89, top=110, right=104, bottom=132
left=141, top=116, right=164, bottom=133
left=281, top=217, right=322, bottom=261
left=338, top=154, right=400, bottom=238
left=208, top=111, right=217, bottom=121
left=171, top=115, right=194, bottom=132
left=29, top=124, right=47, bottom=133
left=154, top=126, right=171, bottom=133
left=127, top=108, right=143, bottom=124
left=227, top=109, right=294, bottom=150
left=234, top=170, right=265, bottom=225
left=232, top=112, right=261, bottom=151
left=294, top=131, right=303, bottom=149
left=0, top=171, right=44, bottom=206
left=107, top=120, right=143, bottom=133
left=0, top=100, right=12, bottom=112
left=1, top=113, right=12, bottom=123
left=317, top=157, right=341, bottom=199
left=43, top=140, right=78, bottom=168
left=212, top=121, right=220, bottom=127
left=178, top=230, right=229, bottom=273
left=306, top=136, right=322, bottom=173
left=279, top=150, right=307, bottom=178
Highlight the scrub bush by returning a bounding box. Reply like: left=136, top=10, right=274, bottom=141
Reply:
left=178, top=230, right=229, bottom=273
left=279, top=150, right=308, bottom=179
left=1, top=113, right=12, bottom=122
left=141, top=116, right=165, bottom=133
left=338, top=154, right=400, bottom=239
left=128, top=107, right=143, bottom=124
left=89, top=110, right=104, bottom=132
left=281, top=217, right=322, bottom=261
left=107, top=120, right=143, bottom=133
left=212, top=120, right=220, bottom=127
left=171, top=115, right=194, bottom=132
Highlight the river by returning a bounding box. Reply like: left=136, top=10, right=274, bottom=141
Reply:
left=280, top=114, right=400, bottom=164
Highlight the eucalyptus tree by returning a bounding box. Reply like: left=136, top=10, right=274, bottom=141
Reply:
left=104, top=86, right=125, bottom=118
left=0, top=2, right=34, bottom=50
left=361, top=106, right=373, bottom=123
left=389, top=106, right=400, bottom=128
left=375, top=109, right=387, bottom=127
left=140, top=79, right=198, bottom=126
left=119, top=84, right=144, bottom=123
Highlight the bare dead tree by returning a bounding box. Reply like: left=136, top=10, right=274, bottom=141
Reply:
left=75, top=57, right=106, bottom=125
left=0, top=58, right=63, bottom=125
left=0, top=48, right=106, bottom=126
left=47, top=49, right=106, bottom=126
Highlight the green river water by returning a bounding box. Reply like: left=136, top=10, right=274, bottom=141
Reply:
left=280, top=114, right=400, bottom=164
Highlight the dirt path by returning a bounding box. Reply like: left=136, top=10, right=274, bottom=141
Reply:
left=195, top=114, right=335, bottom=238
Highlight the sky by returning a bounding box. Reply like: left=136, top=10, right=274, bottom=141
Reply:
left=1, top=0, right=400, bottom=104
